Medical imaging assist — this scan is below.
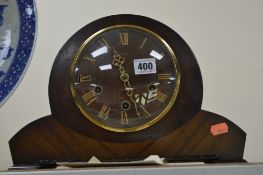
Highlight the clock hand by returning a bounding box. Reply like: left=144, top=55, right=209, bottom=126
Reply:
left=112, top=49, right=140, bottom=117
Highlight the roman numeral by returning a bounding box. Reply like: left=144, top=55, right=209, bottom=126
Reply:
left=121, top=111, right=128, bottom=124
left=99, top=38, right=110, bottom=48
left=140, top=37, right=147, bottom=49
left=82, top=91, right=96, bottom=105
left=158, top=73, right=171, bottom=80
left=119, top=33, right=128, bottom=45
left=153, top=91, right=167, bottom=103
left=141, top=106, right=150, bottom=118
left=78, top=74, right=91, bottom=83
left=98, top=105, right=110, bottom=120
left=83, top=55, right=96, bottom=64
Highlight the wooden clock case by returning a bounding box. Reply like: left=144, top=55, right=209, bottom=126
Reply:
left=9, top=15, right=246, bottom=166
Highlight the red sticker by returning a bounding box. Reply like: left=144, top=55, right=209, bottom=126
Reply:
left=210, top=122, right=229, bottom=136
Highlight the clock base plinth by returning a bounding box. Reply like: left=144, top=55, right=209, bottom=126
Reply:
left=9, top=110, right=246, bottom=166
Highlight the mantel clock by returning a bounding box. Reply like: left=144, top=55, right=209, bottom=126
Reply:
left=9, top=15, right=246, bottom=166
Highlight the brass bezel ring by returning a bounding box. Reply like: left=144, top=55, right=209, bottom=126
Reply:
left=70, top=25, right=181, bottom=132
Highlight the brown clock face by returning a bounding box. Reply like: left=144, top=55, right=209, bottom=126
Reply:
left=70, top=25, right=180, bottom=132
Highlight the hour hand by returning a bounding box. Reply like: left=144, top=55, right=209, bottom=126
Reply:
left=112, top=49, right=125, bottom=66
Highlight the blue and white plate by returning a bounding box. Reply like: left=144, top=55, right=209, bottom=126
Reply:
left=0, top=0, right=36, bottom=107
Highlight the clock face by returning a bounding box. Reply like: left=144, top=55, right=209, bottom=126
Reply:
left=70, top=25, right=180, bottom=132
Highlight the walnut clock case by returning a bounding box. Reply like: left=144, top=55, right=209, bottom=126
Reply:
left=9, top=15, right=246, bottom=166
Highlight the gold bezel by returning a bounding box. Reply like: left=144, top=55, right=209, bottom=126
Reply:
left=70, top=25, right=180, bottom=132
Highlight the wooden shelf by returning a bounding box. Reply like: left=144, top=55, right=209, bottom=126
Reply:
left=1, top=163, right=263, bottom=175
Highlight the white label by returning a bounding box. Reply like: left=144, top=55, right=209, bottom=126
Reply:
left=133, top=58, right=156, bottom=75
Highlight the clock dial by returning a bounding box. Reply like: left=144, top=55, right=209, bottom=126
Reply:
left=70, top=25, right=180, bottom=132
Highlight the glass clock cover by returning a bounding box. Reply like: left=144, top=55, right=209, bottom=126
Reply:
left=70, top=26, right=180, bottom=132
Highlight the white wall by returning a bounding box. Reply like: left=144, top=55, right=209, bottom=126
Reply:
left=0, top=0, right=263, bottom=169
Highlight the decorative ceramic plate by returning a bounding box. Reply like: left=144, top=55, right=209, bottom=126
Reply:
left=0, top=0, right=36, bottom=107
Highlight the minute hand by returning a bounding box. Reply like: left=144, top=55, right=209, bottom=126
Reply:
left=112, top=49, right=140, bottom=117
